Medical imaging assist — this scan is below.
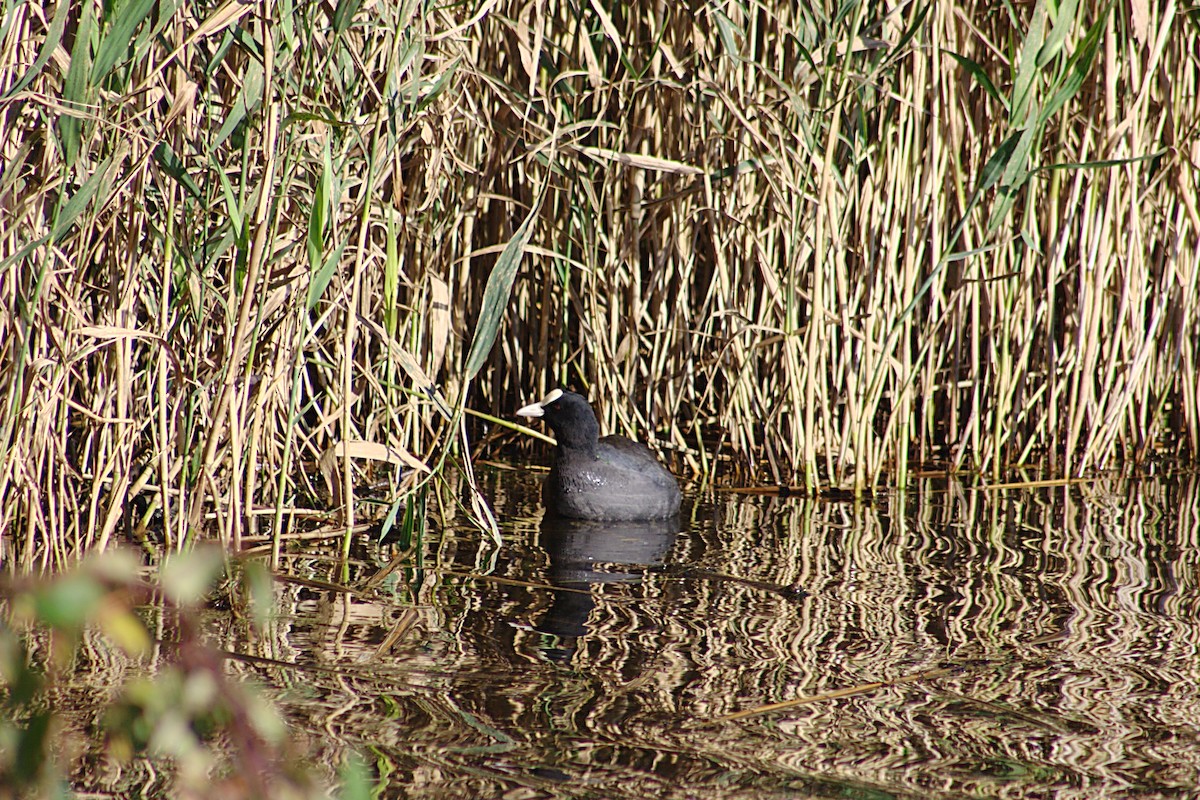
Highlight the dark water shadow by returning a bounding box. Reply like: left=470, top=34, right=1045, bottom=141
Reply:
left=536, top=514, right=680, bottom=658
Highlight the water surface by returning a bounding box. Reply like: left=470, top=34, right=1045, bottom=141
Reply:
left=193, top=469, right=1200, bottom=798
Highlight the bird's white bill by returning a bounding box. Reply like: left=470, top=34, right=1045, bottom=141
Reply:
left=516, top=388, right=563, bottom=418
left=516, top=401, right=544, bottom=418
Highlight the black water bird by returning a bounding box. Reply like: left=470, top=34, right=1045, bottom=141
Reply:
left=516, top=389, right=681, bottom=521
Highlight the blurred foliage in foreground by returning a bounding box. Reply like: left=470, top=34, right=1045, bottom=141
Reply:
left=0, top=549, right=369, bottom=799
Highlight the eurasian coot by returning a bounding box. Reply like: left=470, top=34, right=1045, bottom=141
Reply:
left=516, top=389, right=682, bottom=520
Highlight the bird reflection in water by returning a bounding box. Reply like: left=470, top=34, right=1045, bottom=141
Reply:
left=535, top=514, right=679, bottom=662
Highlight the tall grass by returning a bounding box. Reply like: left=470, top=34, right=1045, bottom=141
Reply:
left=0, top=0, right=1196, bottom=564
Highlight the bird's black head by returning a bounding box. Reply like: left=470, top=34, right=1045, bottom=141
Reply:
left=516, top=389, right=600, bottom=450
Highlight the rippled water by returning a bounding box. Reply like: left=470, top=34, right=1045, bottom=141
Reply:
left=228, top=470, right=1200, bottom=798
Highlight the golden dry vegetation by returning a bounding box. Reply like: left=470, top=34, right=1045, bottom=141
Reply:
left=1, top=0, right=1196, bottom=563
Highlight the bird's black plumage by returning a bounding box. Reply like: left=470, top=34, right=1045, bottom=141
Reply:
left=517, top=389, right=681, bottom=521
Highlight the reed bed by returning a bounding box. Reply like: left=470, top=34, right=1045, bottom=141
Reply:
left=0, top=0, right=1196, bottom=564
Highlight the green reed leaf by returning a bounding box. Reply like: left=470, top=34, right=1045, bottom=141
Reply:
left=92, top=0, right=157, bottom=84
left=464, top=202, right=540, bottom=381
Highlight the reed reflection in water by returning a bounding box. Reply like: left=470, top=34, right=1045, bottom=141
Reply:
left=220, top=472, right=1200, bottom=798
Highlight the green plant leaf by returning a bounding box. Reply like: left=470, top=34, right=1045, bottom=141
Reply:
left=14, top=711, right=53, bottom=784
left=1039, top=6, right=1107, bottom=127
left=833, top=0, right=859, bottom=26
left=34, top=575, right=106, bottom=628
left=712, top=9, right=744, bottom=62
left=154, top=142, right=202, bottom=199
left=1032, top=149, right=1165, bottom=173
left=1010, top=0, right=1046, bottom=126
left=977, top=130, right=1022, bottom=193
left=380, top=495, right=403, bottom=542
left=338, top=751, right=374, bottom=800
left=891, top=3, right=932, bottom=62
left=333, top=0, right=364, bottom=35
left=60, top=0, right=96, bottom=166
left=212, top=149, right=244, bottom=239
left=988, top=124, right=1038, bottom=231
left=241, top=560, right=275, bottom=630
left=1037, top=0, right=1080, bottom=67
left=209, top=60, right=262, bottom=154
left=52, top=155, right=115, bottom=243
left=944, top=50, right=1006, bottom=108
left=415, top=58, right=460, bottom=112
left=4, top=0, right=70, bottom=98
left=92, top=0, right=157, bottom=84
left=463, top=199, right=541, bottom=380
left=305, top=140, right=338, bottom=309
left=160, top=547, right=225, bottom=606
left=97, top=605, right=153, bottom=657
left=308, top=240, right=348, bottom=310
left=307, top=148, right=329, bottom=274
